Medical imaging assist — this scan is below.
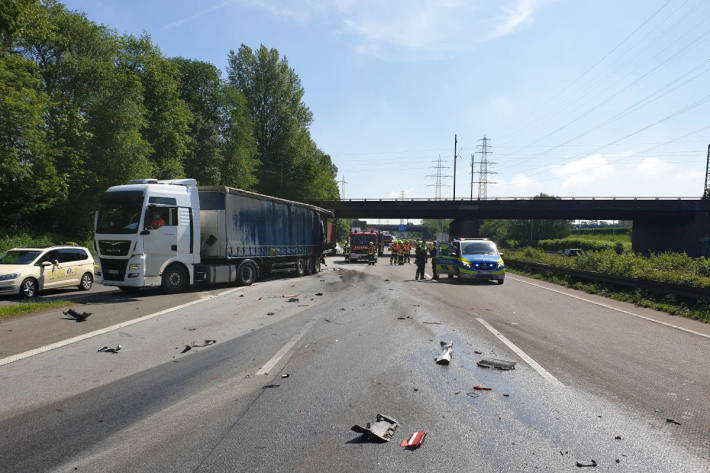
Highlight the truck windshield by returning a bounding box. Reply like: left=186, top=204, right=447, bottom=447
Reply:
left=460, top=241, right=498, bottom=255
left=0, top=250, right=41, bottom=264
left=96, top=191, right=145, bottom=234
left=351, top=234, right=373, bottom=245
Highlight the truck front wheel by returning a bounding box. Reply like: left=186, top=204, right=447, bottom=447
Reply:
left=162, top=264, right=189, bottom=293
left=237, top=261, right=257, bottom=285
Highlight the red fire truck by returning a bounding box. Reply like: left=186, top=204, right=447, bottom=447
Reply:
left=348, top=231, right=378, bottom=263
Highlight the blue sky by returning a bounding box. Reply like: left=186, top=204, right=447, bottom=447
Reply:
left=64, top=0, right=710, bottom=199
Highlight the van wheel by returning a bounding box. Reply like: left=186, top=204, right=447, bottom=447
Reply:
left=162, top=264, right=188, bottom=293
left=78, top=272, right=93, bottom=290
left=313, top=257, right=321, bottom=273
left=237, top=261, right=257, bottom=285
left=19, top=278, right=39, bottom=298
left=496, top=279, right=505, bottom=285
left=296, top=258, right=305, bottom=277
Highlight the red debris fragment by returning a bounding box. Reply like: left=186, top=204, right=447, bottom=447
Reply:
left=473, top=385, right=492, bottom=391
left=400, top=431, right=427, bottom=448
left=56, top=408, right=64, bottom=412
left=257, top=297, right=262, bottom=301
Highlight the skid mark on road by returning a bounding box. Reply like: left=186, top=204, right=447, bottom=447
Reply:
left=0, top=287, right=244, bottom=368
left=508, top=275, right=710, bottom=340
left=477, top=317, right=565, bottom=387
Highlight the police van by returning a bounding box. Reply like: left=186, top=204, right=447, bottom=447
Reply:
left=434, top=238, right=505, bottom=284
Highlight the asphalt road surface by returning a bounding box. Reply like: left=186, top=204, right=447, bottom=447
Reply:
left=0, top=258, right=707, bottom=472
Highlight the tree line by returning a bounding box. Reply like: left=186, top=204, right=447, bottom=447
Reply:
left=0, top=0, right=339, bottom=235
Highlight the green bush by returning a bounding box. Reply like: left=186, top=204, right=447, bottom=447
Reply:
left=0, top=229, right=94, bottom=255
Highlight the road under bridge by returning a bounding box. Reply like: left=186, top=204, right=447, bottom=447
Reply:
left=311, top=197, right=710, bottom=257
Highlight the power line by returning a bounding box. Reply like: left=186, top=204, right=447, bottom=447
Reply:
left=474, top=135, right=496, bottom=199
left=426, top=155, right=451, bottom=200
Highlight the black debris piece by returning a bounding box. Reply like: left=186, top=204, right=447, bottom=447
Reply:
left=324, top=319, right=331, bottom=323
left=262, top=384, right=280, bottom=389
left=239, top=294, right=244, bottom=297
left=474, top=350, right=483, bottom=354
left=666, top=418, right=681, bottom=425
left=64, top=309, right=92, bottom=322
left=187, top=328, right=196, bottom=331
left=181, top=345, right=192, bottom=353
left=267, top=312, right=275, bottom=316
left=423, top=321, right=441, bottom=325
left=435, top=341, right=454, bottom=365
left=97, top=345, right=121, bottom=354
left=384, top=279, right=390, bottom=282
left=575, top=460, right=597, bottom=468
left=465, top=392, right=479, bottom=398
left=191, top=340, right=216, bottom=347
left=315, top=293, right=323, bottom=296
left=287, top=298, right=299, bottom=302
left=351, top=414, right=399, bottom=442
left=477, top=358, right=517, bottom=370
left=503, top=394, right=510, bottom=397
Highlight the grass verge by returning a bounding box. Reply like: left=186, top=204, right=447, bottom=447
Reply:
left=0, top=300, right=75, bottom=320
left=508, top=267, right=710, bottom=323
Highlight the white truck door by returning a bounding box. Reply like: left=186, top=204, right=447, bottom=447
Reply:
left=176, top=207, right=192, bottom=256
left=143, top=205, right=178, bottom=277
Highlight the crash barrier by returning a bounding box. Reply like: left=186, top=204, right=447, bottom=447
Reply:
left=505, top=258, right=710, bottom=302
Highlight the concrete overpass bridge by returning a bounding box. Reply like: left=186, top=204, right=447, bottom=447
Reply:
left=310, top=197, right=710, bottom=257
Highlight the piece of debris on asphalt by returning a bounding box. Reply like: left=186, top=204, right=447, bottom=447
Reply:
left=384, top=279, right=390, bottom=282
left=283, top=294, right=299, bottom=298
left=400, top=431, right=427, bottom=448
left=262, top=384, right=280, bottom=389
left=423, top=321, right=441, bottom=325
left=315, top=292, right=323, bottom=296
left=191, top=340, right=216, bottom=347
left=466, top=392, right=479, bottom=398
left=435, top=341, right=454, bottom=365
left=351, top=414, right=399, bottom=442
left=473, top=350, right=482, bottom=354
left=286, top=298, right=299, bottom=302
left=654, top=408, right=664, bottom=413
left=575, top=459, right=597, bottom=468
left=340, top=308, right=346, bottom=311
left=324, top=319, right=331, bottom=323
left=239, top=294, right=244, bottom=297
left=97, top=345, right=121, bottom=354
left=454, top=391, right=461, bottom=395
left=257, top=297, right=262, bottom=301
left=615, top=435, right=622, bottom=440
left=281, top=373, right=290, bottom=378
left=63, top=309, right=92, bottom=322
left=267, top=312, right=275, bottom=316
left=477, top=358, right=517, bottom=370
left=473, top=385, right=492, bottom=391
left=187, top=328, right=196, bottom=331
left=666, top=418, right=681, bottom=425
left=181, top=345, right=192, bottom=353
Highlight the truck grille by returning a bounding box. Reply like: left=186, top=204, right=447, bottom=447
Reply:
left=99, top=240, right=131, bottom=256
left=100, top=258, right=128, bottom=281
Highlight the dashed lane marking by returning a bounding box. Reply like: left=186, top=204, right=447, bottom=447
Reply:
left=255, top=316, right=322, bottom=376
left=477, top=317, right=565, bottom=387
left=508, top=275, right=710, bottom=340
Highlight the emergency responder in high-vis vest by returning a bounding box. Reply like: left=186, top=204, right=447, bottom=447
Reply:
left=404, top=240, right=411, bottom=263
left=390, top=240, right=397, bottom=264
left=344, top=241, right=350, bottom=263
left=429, top=242, right=438, bottom=279
left=367, top=241, right=376, bottom=266
left=397, top=240, right=404, bottom=265
left=415, top=241, right=427, bottom=280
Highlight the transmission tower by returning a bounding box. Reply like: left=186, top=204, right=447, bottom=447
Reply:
left=704, top=144, right=710, bottom=199
left=474, top=135, right=497, bottom=199
left=469, top=153, right=475, bottom=199
left=337, top=175, right=347, bottom=199
left=426, top=155, right=451, bottom=200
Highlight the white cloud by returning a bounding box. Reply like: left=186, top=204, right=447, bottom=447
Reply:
left=549, top=154, right=615, bottom=188
left=637, top=157, right=671, bottom=177
left=510, top=173, right=536, bottom=189
left=674, top=169, right=704, bottom=182
left=486, top=0, right=538, bottom=40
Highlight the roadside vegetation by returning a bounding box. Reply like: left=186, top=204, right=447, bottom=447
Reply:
left=0, top=299, right=74, bottom=320
left=505, top=247, right=710, bottom=322
left=0, top=228, right=93, bottom=254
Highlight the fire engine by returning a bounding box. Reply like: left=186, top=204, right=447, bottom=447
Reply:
left=348, top=231, right=378, bottom=263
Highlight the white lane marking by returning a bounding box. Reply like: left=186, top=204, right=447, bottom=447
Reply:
left=256, top=317, right=321, bottom=375
left=0, top=288, right=244, bottom=367
left=508, top=275, right=710, bottom=340
left=424, top=273, right=432, bottom=280
left=477, top=317, right=564, bottom=387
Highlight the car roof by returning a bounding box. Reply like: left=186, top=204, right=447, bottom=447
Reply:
left=10, top=245, right=90, bottom=252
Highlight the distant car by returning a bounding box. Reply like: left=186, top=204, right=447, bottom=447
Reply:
left=562, top=248, right=585, bottom=257
left=324, top=243, right=342, bottom=256
left=434, top=238, right=505, bottom=284
left=0, top=245, right=95, bottom=298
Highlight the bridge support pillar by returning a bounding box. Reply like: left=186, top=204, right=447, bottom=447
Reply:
left=632, top=213, right=710, bottom=257
left=449, top=218, right=481, bottom=240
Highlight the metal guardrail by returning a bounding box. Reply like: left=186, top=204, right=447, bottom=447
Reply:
left=505, top=258, right=710, bottom=301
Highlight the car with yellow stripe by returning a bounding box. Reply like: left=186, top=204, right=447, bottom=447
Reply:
left=434, top=238, right=505, bottom=284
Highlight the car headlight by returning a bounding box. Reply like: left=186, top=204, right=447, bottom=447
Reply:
left=128, top=264, right=140, bottom=271
left=0, top=273, right=19, bottom=281
left=497, top=259, right=504, bottom=268
left=461, top=259, right=470, bottom=268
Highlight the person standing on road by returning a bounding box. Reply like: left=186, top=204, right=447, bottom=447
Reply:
left=415, top=241, right=427, bottom=280
left=344, top=241, right=350, bottom=263
left=390, top=240, right=397, bottom=265
left=397, top=240, right=404, bottom=265
left=367, top=241, right=376, bottom=266
left=429, top=243, right=438, bottom=280
left=404, top=240, right=411, bottom=264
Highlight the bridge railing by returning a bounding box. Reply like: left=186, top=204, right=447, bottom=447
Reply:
left=317, top=196, right=702, bottom=202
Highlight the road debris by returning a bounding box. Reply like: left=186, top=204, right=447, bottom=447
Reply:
left=473, top=385, right=492, bottom=391
left=400, top=431, right=427, bottom=448
left=267, top=312, right=275, bottom=316
left=97, top=345, right=121, bottom=354
left=466, top=392, right=479, bottom=398
left=181, top=345, right=192, bottom=353
left=351, top=414, right=399, bottom=442
left=423, top=321, right=441, bottom=325
left=286, top=298, right=299, bottom=302
left=615, top=435, right=622, bottom=440
left=477, top=358, right=516, bottom=370
left=281, top=373, right=290, bottom=378
left=181, top=340, right=216, bottom=353
left=575, top=459, right=597, bottom=467
left=262, top=384, right=280, bottom=389
left=63, top=309, right=92, bottom=322
left=257, top=297, right=262, bottom=301
left=666, top=418, right=681, bottom=425
left=435, top=341, right=454, bottom=365
left=239, top=294, right=244, bottom=297
left=503, top=394, right=510, bottom=397
left=474, top=350, right=482, bottom=354
left=315, top=292, right=323, bottom=296
left=283, top=294, right=299, bottom=298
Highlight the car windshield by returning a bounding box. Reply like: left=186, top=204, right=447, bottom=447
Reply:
left=460, top=241, right=498, bottom=255
left=0, top=250, right=41, bottom=265
left=96, top=191, right=145, bottom=234
left=351, top=234, right=374, bottom=245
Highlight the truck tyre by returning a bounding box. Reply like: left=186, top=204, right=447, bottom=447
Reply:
left=237, top=260, right=257, bottom=285
left=162, top=264, right=188, bottom=293
left=314, top=257, right=321, bottom=273
left=304, top=257, right=314, bottom=275
left=19, top=278, right=38, bottom=298
left=78, top=272, right=93, bottom=291
left=296, top=258, right=306, bottom=277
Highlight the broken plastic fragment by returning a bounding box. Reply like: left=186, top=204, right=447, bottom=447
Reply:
left=435, top=341, right=453, bottom=365
left=473, top=385, right=492, bottom=391
left=477, top=358, right=516, bottom=370
left=97, top=345, right=121, bottom=354
left=315, top=293, right=323, bottom=296
left=575, top=459, right=597, bottom=467
left=281, top=373, right=290, bottom=378
left=191, top=340, right=216, bottom=347
left=64, top=309, right=92, bottom=322
left=267, top=312, right=275, bottom=316
left=351, top=414, right=399, bottom=442
left=666, top=418, right=681, bottom=425
left=287, top=298, right=299, bottom=302
left=400, top=431, right=427, bottom=448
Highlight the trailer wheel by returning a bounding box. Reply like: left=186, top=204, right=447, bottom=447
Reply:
left=314, top=257, right=321, bottom=273
left=296, top=258, right=306, bottom=277
left=304, top=257, right=314, bottom=275
left=162, top=264, right=188, bottom=293
left=237, top=261, right=257, bottom=285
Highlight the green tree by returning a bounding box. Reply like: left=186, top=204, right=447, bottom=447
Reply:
left=422, top=219, right=452, bottom=239
left=221, top=84, right=258, bottom=189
